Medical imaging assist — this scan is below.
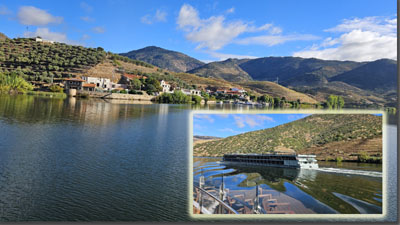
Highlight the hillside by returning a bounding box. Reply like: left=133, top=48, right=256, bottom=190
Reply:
left=0, top=38, right=106, bottom=82
left=237, top=81, right=318, bottom=104
left=193, top=114, right=382, bottom=160
left=193, top=135, right=222, bottom=145
left=187, top=58, right=252, bottom=82
left=120, top=46, right=205, bottom=72
left=0, top=37, right=196, bottom=90
left=329, top=59, right=397, bottom=92
left=0, top=32, right=8, bottom=41
left=239, top=57, right=362, bottom=85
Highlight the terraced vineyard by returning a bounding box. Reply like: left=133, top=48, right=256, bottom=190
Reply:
left=193, top=114, right=382, bottom=161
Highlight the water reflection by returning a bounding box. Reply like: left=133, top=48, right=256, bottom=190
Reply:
left=0, top=95, right=190, bottom=126
left=193, top=157, right=382, bottom=214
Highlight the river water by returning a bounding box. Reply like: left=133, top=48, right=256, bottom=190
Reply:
left=0, top=95, right=397, bottom=221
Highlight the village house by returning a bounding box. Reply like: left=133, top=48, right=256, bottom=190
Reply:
left=35, top=37, right=54, bottom=44
left=181, top=89, right=201, bottom=96
left=64, top=78, right=85, bottom=90
left=160, top=80, right=173, bottom=93
left=82, top=83, right=96, bottom=91
left=82, top=76, right=112, bottom=91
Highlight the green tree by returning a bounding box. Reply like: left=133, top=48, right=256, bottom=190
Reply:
left=130, top=78, right=142, bottom=90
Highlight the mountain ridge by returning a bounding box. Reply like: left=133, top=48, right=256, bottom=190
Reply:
left=120, top=46, right=205, bottom=73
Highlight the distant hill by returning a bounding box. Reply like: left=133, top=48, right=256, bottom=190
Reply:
left=329, top=59, right=397, bottom=92
left=237, top=81, right=318, bottom=104
left=0, top=32, right=8, bottom=41
left=194, top=114, right=382, bottom=160
left=193, top=135, right=222, bottom=145
left=239, top=57, right=362, bottom=86
left=120, top=46, right=205, bottom=73
left=187, top=58, right=252, bottom=82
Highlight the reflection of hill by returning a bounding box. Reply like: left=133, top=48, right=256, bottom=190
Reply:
left=0, top=95, right=165, bottom=126
left=217, top=164, right=299, bottom=192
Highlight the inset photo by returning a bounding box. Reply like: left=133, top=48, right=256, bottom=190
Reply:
left=192, top=113, right=383, bottom=215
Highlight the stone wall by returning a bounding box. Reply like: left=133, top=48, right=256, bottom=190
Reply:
left=78, top=91, right=155, bottom=101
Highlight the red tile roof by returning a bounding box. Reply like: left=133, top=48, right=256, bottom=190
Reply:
left=82, top=83, right=96, bottom=88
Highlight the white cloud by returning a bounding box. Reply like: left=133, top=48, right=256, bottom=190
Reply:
left=287, top=114, right=309, bottom=120
left=17, top=6, right=63, bottom=26
left=218, top=128, right=239, bottom=134
left=324, top=16, right=396, bottom=35
left=233, top=115, right=275, bottom=128
left=24, top=27, right=79, bottom=45
left=81, top=34, right=90, bottom=41
left=80, top=2, right=93, bottom=13
left=226, top=7, right=235, bottom=14
left=194, top=114, right=214, bottom=123
left=92, top=26, right=105, bottom=33
left=293, top=16, right=397, bottom=62
left=80, top=16, right=94, bottom=22
left=0, top=5, right=11, bottom=15
left=236, top=34, right=320, bottom=46
left=207, top=51, right=257, bottom=60
left=177, top=4, right=248, bottom=50
left=141, top=9, right=167, bottom=24
left=177, top=4, right=316, bottom=51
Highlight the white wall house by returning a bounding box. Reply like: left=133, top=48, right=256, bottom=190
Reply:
left=82, top=76, right=112, bottom=91
left=181, top=89, right=201, bottom=96
left=35, top=37, right=54, bottom=44
left=160, top=80, right=172, bottom=93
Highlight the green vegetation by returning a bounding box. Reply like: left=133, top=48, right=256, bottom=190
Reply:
left=156, top=90, right=192, bottom=104
left=357, top=151, right=382, bottom=163
left=0, top=38, right=106, bottom=82
left=49, top=84, right=64, bottom=93
left=0, top=72, right=33, bottom=93
left=194, top=114, right=382, bottom=158
left=325, top=95, right=345, bottom=109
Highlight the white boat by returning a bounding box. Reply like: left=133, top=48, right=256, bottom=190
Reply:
left=222, top=153, right=319, bottom=169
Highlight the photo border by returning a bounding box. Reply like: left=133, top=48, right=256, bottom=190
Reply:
left=188, top=109, right=391, bottom=222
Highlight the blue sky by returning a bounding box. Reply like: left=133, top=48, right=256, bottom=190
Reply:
left=194, top=113, right=383, bottom=137
left=0, top=0, right=396, bottom=62
left=193, top=114, right=310, bottom=138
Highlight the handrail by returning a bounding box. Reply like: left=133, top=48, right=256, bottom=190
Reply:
left=194, top=186, right=239, bottom=214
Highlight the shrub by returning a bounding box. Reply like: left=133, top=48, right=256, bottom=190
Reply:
left=49, top=85, right=64, bottom=93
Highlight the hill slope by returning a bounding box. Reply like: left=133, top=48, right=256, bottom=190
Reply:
left=237, top=81, right=318, bottom=104
left=194, top=114, right=382, bottom=160
left=0, top=32, right=8, bottom=41
left=187, top=58, right=252, bottom=82
left=239, top=57, right=362, bottom=86
left=120, top=46, right=205, bottom=72
left=329, top=59, right=397, bottom=92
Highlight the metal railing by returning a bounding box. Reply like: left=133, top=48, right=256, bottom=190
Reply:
left=193, top=186, right=239, bottom=214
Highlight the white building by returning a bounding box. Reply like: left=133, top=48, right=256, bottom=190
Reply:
left=35, top=37, right=54, bottom=44
left=82, top=76, right=112, bottom=91
left=160, top=80, right=172, bottom=93
left=181, top=89, right=201, bottom=96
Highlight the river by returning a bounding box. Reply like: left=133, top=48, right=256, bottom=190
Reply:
left=0, top=95, right=397, bottom=222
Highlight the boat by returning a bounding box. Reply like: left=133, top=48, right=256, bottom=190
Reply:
left=222, top=153, right=318, bottom=169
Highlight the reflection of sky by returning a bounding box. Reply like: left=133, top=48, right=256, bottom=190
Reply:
left=193, top=114, right=310, bottom=138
